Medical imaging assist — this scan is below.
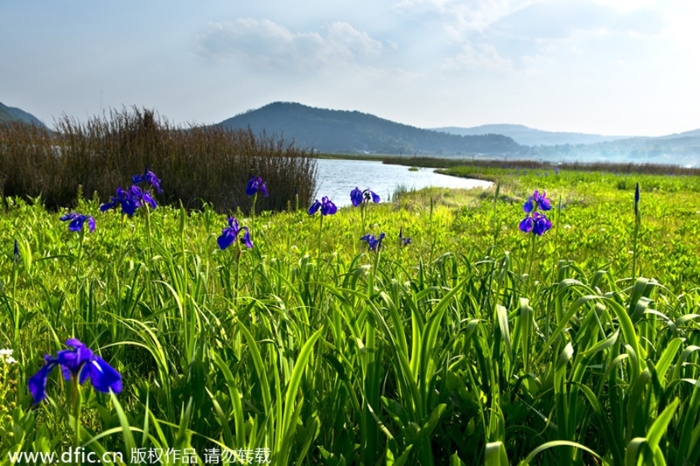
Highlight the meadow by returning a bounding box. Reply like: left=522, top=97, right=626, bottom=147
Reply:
left=1, top=159, right=700, bottom=465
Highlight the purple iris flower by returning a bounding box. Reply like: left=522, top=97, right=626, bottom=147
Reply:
left=360, top=232, right=386, bottom=251
left=217, top=217, right=253, bottom=250
left=519, top=189, right=553, bottom=236
left=27, top=338, right=122, bottom=404
left=129, top=185, right=158, bottom=209
left=532, top=212, right=552, bottom=236
left=14, top=239, right=19, bottom=264
left=60, top=213, right=96, bottom=233
left=634, top=182, right=640, bottom=217
left=246, top=176, right=268, bottom=198
left=523, top=190, right=552, bottom=213
left=351, top=187, right=380, bottom=207
left=132, top=167, right=162, bottom=193
left=519, top=213, right=552, bottom=236
left=101, top=184, right=157, bottom=215
left=309, top=196, right=337, bottom=216
left=100, top=187, right=138, bottom=216
left=399, top=228, right=411, bottom=246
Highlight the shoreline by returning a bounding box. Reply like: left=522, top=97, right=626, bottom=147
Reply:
left=314, top=153, right=700, bottom=177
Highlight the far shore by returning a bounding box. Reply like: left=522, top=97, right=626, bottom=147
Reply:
left=314, top=153, right=700, bottom=176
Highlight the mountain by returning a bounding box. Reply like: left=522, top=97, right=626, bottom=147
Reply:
left=433, top=124, right=631, bottom=147
left=526, top=134, right=700, bottom=167
left=0, top=102, right=48, bottom=128
left=656, top=128, right=700, bottom=140
left=0, top=105, right=15, bottom=123
left=219, top=102, right=522, bottom=156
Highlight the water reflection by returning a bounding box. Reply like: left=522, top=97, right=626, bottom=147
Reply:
left=314, top=158, right=493, bottom=207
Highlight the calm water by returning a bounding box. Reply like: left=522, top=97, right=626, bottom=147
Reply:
left=314, top=158, right=493, bottom=207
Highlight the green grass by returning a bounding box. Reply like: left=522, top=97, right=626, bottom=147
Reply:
left=1, top=167, right=700, bottom=465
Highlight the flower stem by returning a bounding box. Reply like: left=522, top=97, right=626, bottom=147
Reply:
left=632, top=210, right=640, bottom=279
left=144, top=204, right=152, bottom=252
left=317, top=214, right=324, bottom=264
left=70, top=377, right=83, bottom=450
left=11, top=247, right=19, bottom=340
left=632, top=182, right=641, bottom=280
left=235, top=242, right=242, bottom=297
left=77, top=228, right=85, bottom=264
left=528, top=233, right=537, bottom=281
left=492, top=182, right=500, bottom=247
left=250, top=192, right=258, bottom=242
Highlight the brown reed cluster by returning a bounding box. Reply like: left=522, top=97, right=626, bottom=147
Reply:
left=0, top=107, right=317, bottom=212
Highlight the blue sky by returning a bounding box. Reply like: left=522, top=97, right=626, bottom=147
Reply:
left=1, top=0, right=698, bottom=136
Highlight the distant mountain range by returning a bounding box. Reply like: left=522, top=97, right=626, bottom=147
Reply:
left=219, top=102, right=521, bottom=156
left=3, top=99, right=699, bottom=165
left=0, top=102, right=47, bottom=128
left=435, top=124, right=700, bottom=165
left=433, top=124, right=631, bottom=147
left=526, top=132, right=700, bottom=166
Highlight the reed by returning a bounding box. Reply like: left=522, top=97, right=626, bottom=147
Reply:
left=0, top=107, right=317, bottom=212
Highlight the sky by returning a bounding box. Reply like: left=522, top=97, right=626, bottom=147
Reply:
left=1, top=0, right=699, bottom=136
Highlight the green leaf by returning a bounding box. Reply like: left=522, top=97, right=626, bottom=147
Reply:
left=485, top=441, right=509, bottom=466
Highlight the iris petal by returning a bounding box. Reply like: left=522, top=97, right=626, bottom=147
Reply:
left=321, top=197, right=337, bottom=215
left=65, top=338, right=85, bottom=348
left=28, top=363, right=56, bottom=404
left=100, top=201, right=116, bottom=212
left=121, top=200, right=137, bottom=217
left=519, top=217, right=534, bottom=233
left=309, top=200, right=321, bottom=215
left=246, top=177, right=258, bottom=196
left=217, top=230, right=235, bottom=250
left=350, top=187, right=363, bottom=207
left=141, top=192, right=158, bottom=209
left=240, top=228, right=253, bottom=249
left=68, top=217, right=84, bottom=232
left=88, top=357, right=123, bottom=394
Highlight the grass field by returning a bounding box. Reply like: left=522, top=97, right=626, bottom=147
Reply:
left=1, top=165, right=700, bottom=465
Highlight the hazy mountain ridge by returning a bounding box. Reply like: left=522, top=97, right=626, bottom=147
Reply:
left=526, top=135, right=700, bottom=166
left=219, top=102, right=522, bottom=156
left=434, top=124, right=700, bottom=165
left=0, top=102, right=47, bottom=128
left=433, top=124, right=631, bottom=146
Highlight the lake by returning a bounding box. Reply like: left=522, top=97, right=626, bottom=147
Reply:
left=314, top=158, right=493, bottom=207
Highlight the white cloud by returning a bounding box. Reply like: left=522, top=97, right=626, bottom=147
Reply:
left=520, top=54, right=545, bottom=75
left=199, top=19, right=382, bottom=71
left=592, top=0, right=656, bottom=12
left=396, top=0, right=535, bottom=35
left=444, top=42, right=511, bottom=71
